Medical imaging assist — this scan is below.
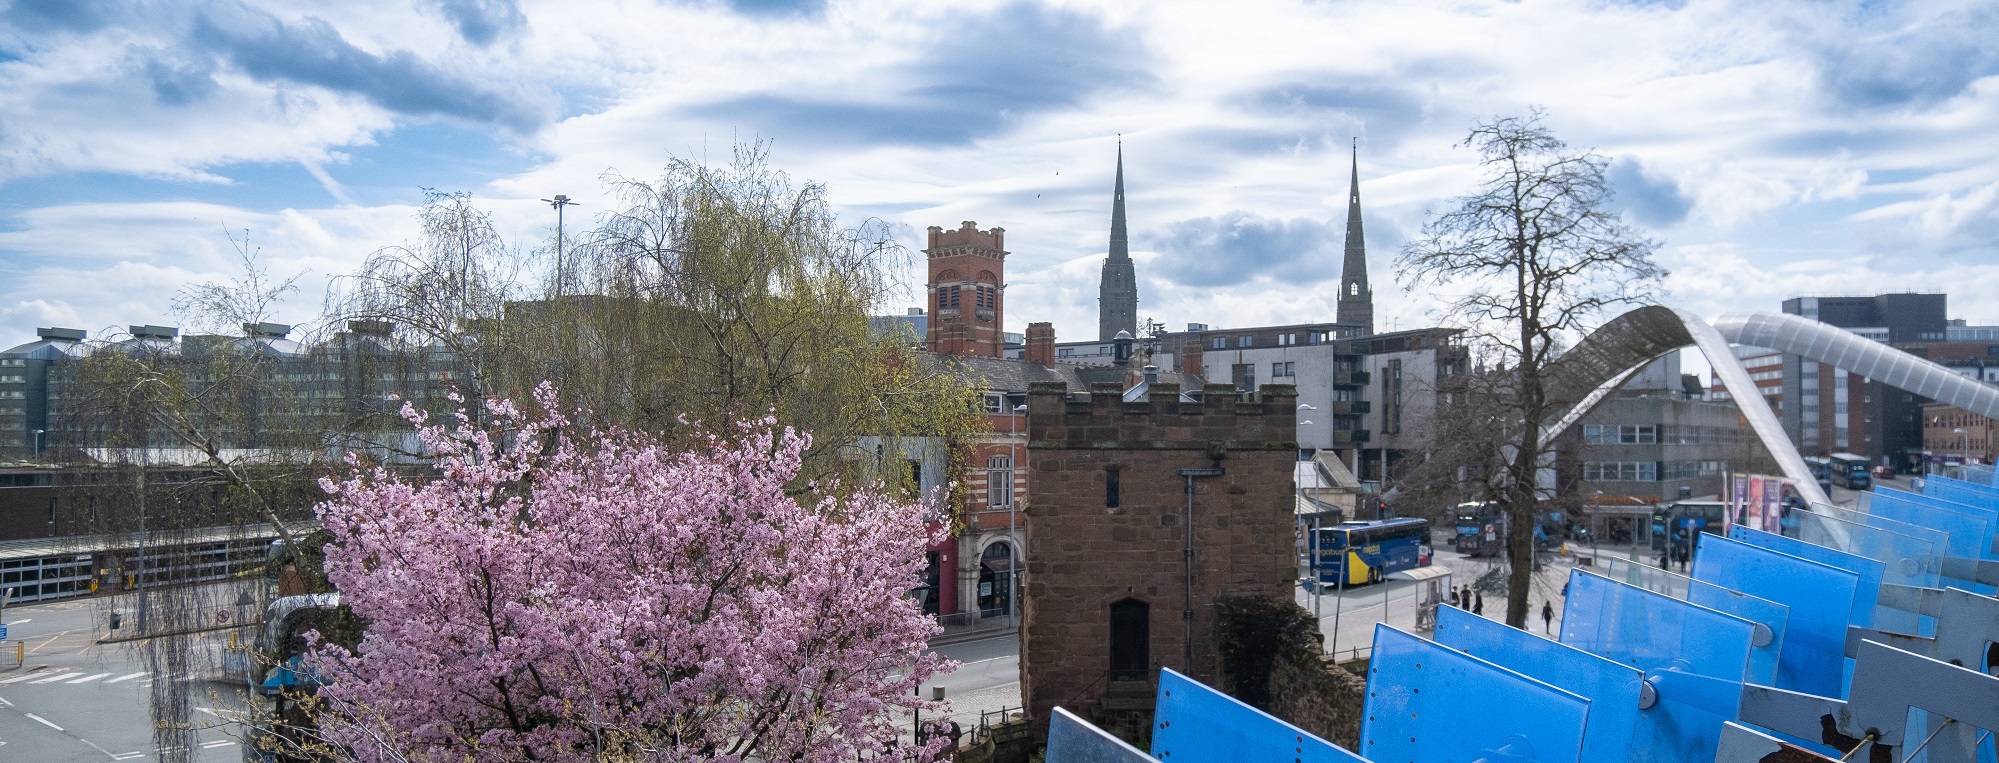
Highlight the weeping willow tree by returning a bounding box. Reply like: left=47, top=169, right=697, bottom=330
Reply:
left=55, top=296, right=326, bottom=762
left=336, top=142, right=983, bottom=493
left=46, top=240, right=441, bottom=763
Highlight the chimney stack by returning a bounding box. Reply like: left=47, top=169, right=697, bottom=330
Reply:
left=1180, top=339, right=1204, bottom=379
left=1026, top=322, right=1055, bottom=367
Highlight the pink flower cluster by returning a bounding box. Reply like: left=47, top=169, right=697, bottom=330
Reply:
left=309, top=384, right=954, bottom=762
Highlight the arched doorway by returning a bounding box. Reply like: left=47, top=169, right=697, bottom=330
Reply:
left=977, top=542, right=1014, bottom=618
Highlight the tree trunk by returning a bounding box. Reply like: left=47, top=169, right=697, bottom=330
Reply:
left=1503, top=454, right=1536, bottom=629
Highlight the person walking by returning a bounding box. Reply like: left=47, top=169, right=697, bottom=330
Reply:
left=1473, top=590, right=1485, bottom=616
left=1541, top=601, right=1555, bottom=633
left=1448, top=587, right=1461, bottom=608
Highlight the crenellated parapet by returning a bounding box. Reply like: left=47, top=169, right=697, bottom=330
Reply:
left=1025, top=381, right=1298, bottom=452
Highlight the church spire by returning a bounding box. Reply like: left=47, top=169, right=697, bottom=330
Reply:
left=1099, top=139, right=1138, bottom=341
left=1108, top=142, right=1129, bottom=263
left=1336, top=139, right=1374, bottom=335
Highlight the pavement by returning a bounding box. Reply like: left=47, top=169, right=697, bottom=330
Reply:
left=1299, top=546, right=1598, bottom=662
left=0, top=592, right=250, bottom=762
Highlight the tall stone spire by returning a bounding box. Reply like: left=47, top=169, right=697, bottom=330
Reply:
left=1098, top=140, right=1138, bottom=341
left=1336, top=140, right=1374, bottom=335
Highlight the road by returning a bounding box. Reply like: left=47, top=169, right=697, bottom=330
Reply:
left=0, top=594, right=249, bottom=762
left=925, top=631, right=1023, bottom=730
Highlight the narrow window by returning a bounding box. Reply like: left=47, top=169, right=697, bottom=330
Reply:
left=1105, top=468, right=1121, bottom=509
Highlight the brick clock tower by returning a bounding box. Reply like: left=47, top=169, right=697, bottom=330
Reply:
left=925, top=221, right=1007, bottom=358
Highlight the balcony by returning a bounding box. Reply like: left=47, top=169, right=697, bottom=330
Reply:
left=1333, top=371, right=1371, bottom=387
left=1327, top=400, right=1371, bottom=415
left=1331, top=429, right=1371, bottom=447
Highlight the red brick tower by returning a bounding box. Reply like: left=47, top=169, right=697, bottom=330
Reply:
left=925, top=221, right=1007, bottom=358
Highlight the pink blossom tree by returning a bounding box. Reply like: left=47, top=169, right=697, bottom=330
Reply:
left=307, top=384, right=954, bottom=762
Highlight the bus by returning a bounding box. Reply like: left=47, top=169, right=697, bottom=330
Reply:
left=1452, top=502, right=1504, bottom=557
left=1651, top=499, right=1726, bottom=557
left=1829, top=453, right=1871, bottom=490
left=1803, top=456, right=1832, bottom=483
left=1312, top=518, right=1432, bottom=587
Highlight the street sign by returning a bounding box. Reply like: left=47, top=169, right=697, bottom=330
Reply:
left=0, top=624, right=8, bottom=640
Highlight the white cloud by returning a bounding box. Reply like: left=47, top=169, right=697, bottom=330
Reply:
left=3, top=0, right=1999, bottom=349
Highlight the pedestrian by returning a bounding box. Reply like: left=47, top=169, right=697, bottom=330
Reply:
left=1541, top=601, right=1555, bottom=633
left=1473, top=590, right=1485, bottom=615
left=1448, top=587, right=1461, bottom=608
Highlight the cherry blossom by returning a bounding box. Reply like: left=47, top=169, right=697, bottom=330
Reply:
left=308, top=383, right=953, bottom=762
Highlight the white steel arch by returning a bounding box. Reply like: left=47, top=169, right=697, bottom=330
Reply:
left=1537, top=307, right=1999, bottom=510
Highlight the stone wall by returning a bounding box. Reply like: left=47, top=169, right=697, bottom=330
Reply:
left=1019, top=380, right=1298, bottom=739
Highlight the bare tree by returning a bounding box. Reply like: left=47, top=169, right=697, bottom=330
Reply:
left=1397, top=110, right=1665, bottom=627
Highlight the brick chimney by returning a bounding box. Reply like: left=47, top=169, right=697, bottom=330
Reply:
left=1026, top=322, right=1055, bottom=367
left=1180, top=339, right=1205, bottom=379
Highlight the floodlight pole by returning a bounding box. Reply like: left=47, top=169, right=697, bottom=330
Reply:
left=541, top=194, right=578, bottom=296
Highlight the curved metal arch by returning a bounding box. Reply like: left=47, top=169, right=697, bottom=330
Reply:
left=1713, top=312, right=1999, bottom=420
left=1536, top=306, right=1828, bottom=506
left=1541, top=306, right=1999, bottom=509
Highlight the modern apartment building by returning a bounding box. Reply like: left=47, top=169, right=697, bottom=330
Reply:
left=1781, top=293, right=1946, bottom=469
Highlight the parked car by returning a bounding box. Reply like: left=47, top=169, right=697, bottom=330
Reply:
left=1871, top=465, right=1897, bottom=480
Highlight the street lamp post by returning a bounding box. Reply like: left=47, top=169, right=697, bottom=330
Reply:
left=30, top=429, right=43, bottom=457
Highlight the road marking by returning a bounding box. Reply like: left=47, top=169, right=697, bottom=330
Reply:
left=111, top=754, right=146, bottom=761
left=200, top=740, right=237, bottom=748
left=0, top=671, right=56, bottom=684
left=29, top=670, right=82, bottom=683
left=66, top=672, right=113, bottom=684
left=82, top=738, right=124, bottom=759
left=27, top=631, right=67, bottom=655
left=104, top=672, right=148, bottom=684
left=5, top=619, right=28, bottom=625
left=0, top=695, right=12, bottom=705
left=195, top=706, right=245, bottom=721
left=25, top=712, right=63, bottom=730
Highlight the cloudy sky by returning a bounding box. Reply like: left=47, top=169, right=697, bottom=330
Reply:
left=2, top=0, right=1997, bottom=348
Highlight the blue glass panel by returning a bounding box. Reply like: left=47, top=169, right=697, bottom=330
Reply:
left=1601, top=558, right=1789, bottom=686
left=1434, top=606, right=1644, bottom=763
left=1813, top=504, right=1953, bottom=576
left=1792, top=510, right=1939, bottom=636
left=1923, top=475, right=1999, bottom=512
left=1728, top=526, right=1883, bottom=628
left=1151, top=668, right=1370, bottom=763
left=1559, top=570, right=1756, bottom=763
left=1691, top=536, right=1858, bottom=698
left=1870, top=488, right=1998, bottom=561
left=1867, top=491, right=1999, bottom=595
left=1364, top=624, right=1589, bottom=763
left=1046, top=706, right=1154, bottom=763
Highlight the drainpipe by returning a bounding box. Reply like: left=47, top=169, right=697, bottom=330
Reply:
left=1178, top=465, right=1225, bottom=676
